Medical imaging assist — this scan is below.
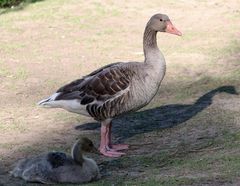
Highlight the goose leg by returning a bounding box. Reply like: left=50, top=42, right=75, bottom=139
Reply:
left=108, top=122, right=129, bottom=151
left=99, top=121, right=125, bottom=157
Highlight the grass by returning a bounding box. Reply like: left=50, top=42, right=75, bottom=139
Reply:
left=0, top=120, right=27, bottom=132
left=13, top=67, right=28, bottom=80
left=90, top=107, right=240, bottom=185
left=0, top=42, right=25, bottom=53
left=0, top=143, right=16, bottom=150
left=0, top=61, right=10, bottom=77
left=0, top=0, right=240, bottom=185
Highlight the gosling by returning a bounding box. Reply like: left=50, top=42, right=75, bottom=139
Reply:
left=10, top=137, right=101, bottom=184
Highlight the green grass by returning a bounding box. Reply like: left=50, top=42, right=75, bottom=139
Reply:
left=0, top=120, right=27, bottom=132
left=0, top=42, right=25, bottom=53
left=0, top=143, right=16, bottom=150
left=85, top=177, right=194, bottom=186
left=147, top=177, right=194, bottom=186
left=0, top=0, right=240, bottom=185
left=14, top=67, right=28, bottom=80
left=0, top=62, right=28, bottom=91
left=0, top=61, right=10, bottom=77
left=90, top=109, right=240, bottom=185
left=208, top=40, right=240, bottom=60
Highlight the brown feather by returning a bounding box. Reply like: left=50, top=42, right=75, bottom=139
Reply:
left=54, top=62, right=136, bottom=120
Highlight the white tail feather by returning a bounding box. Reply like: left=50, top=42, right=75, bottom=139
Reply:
left=37, top=93, right=90, bottom=116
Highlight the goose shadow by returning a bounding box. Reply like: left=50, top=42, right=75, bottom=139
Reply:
left=75, top=86, right=238, bottom=141
left=0, top=0, right=45, bottom=15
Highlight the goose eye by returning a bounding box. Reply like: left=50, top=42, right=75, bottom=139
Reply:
left=160, top=19, right=163, bottom=22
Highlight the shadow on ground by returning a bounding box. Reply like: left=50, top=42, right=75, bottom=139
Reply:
left=76, top=86, right=238, bottom=141
left=0, top=0, right=44, bottom=15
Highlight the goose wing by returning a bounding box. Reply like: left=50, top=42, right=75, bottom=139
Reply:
left=54, top=62, right=134, bottom=120
left=47, top=152, right=68, bottom=168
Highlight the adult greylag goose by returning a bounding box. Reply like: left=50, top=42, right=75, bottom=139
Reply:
left=10, top=137, right=101, bottom=184
left=38, top=13, right=182, bottom=157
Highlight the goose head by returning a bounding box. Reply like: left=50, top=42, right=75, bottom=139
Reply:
left=147, top=13, right=182, bottom=36
left=216, top=85, right=238, bottom=95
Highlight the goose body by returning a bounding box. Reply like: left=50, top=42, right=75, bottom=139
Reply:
left=39, top=61, right=165, bottom=120
left=38, top=13, right=181, bottom=157
left=10, top=138, right=100, bottom=184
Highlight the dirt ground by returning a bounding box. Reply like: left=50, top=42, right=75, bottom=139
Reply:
left=0, top=0, right=240, bottom=185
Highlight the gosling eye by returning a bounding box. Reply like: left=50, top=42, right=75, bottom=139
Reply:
left=160, top=19, right=163, bottom=22
left=89, top=143, right=93, bottom=147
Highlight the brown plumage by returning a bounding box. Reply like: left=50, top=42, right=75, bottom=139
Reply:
left=52, top=63, right=133, bottom=121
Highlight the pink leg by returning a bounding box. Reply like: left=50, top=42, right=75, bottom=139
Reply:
left=108, top=122, right=129, bottom=151
left=99, top=121, right=125, bottom=157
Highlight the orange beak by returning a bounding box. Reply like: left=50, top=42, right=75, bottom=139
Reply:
left=165, top=21, right=182, bottom=36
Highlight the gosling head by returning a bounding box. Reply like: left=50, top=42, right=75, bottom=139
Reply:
left=75, top=137, right=99, bottom=154
left=148, top=13, right=182, bottom=36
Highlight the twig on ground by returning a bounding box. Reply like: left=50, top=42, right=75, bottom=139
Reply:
left=129, top=142, right=153, bottom=150
left=189, top=146, right=223, bottom=153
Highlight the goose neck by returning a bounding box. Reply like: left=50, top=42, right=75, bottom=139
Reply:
left=195, top=89, right=219, bottom=106
left=143, top=25, right=159, bottom=61
left=71, top=142, right=84, bottom=165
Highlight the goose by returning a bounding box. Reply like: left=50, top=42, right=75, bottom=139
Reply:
left=38, top=13, right=182, bottom=157
left=10, top=137, right=101, bottom=184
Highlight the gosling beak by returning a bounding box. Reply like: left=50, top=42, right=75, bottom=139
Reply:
left=90, top=146, right=101, bottom=155
left=165, top=21, right=182, bottom=36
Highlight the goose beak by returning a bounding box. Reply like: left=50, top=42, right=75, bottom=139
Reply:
left=165, top=21, right=182, bottom=36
